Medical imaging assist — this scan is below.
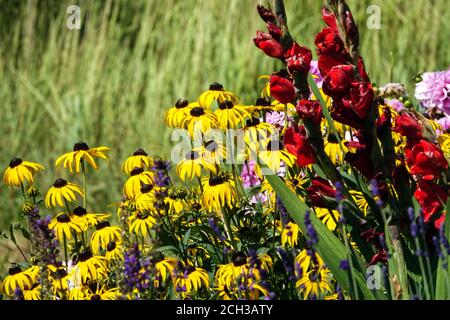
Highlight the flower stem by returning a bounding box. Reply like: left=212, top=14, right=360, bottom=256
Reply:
left=81, top=159, right=87, bottom=208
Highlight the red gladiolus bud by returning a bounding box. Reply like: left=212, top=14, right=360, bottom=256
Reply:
left=414, top=180, right=448, bottom=223
left=267, top=22, right=282, bottom=40
left=321, top=6, right=337, bottom=29
left=307, top=177, right=337, bottom=208
left=435, top=212, right=446, bottom=230
left=257, top=4, right=277, bottom=24
left=254, top=31, right=285, bottom=59
left=368, top=249, right=388, bottom=266
left=284, top=43, right=312, bottom=74
left=322, top=64, right=355, bottom=95
left=357, top=57, right=370, bottom=82
left=284, top=127, right=316, bottom=167
left=270, top=73, right=295, bottom=104
left=393, top=113, right=423, bottom=141
left=296, top=99, right=323, bottom=125
left=344, top=10, right=359, bottom=48
left=406, top=139, right=448, bottom=180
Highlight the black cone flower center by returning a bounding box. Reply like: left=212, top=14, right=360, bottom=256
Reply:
left=130, top=167, right=144, bottom=176
left=327, top=134, right=339, bottom=144
left=209, top=175, right=225, bottom=186
left=73, top=206, right=87, bottom=217
left=266, top=140, right=284, bottom=151
left=57, top=213, right=71, bottom=223
left=175, top=98, right=189, bottom=109
left=186, top=151, right=200, bottom=160
left=209, top=82, right=224, bottom=91
left=232, top=251, right=248, bottom=267
left=95, top=220, right=110, bottom=230
left=218, top=100, right=234, bottom=110
left=133, top=148, right=148, bottom=156
left=78, top=249, right=93, bottom=262
left=73, top=141, right=90, bottom=151
left=91, top=294, right=101, bottom=300
left=8, top=266, right=22, bottom=275
left=9, top=157, right=23, bottom=168
left=204, top=140, right=218, bottom=152
left=255, top=98, right=271, bottom=106
left=53, top=178, right=68, bottom=188
left=140, top=183, right=154, bottom=193
left=246, top=118, right=261, bottom=127
left=185, top=265, right=196, bottom=275
left=190, top=107, right=205, bottom=117
left=106, top=241, right=116, bottom=252
left=55, top=269, right=68, bottom=279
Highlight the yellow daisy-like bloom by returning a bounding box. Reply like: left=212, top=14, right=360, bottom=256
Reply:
left=123, top=167, right=155, bottom=200
left=91, top=221, right=122, bottom=254
left=3, top=158, right=44, bottom=187
left=105, top=241, right=123, bottom=261
left=182, top=106, right=220, bottom=136
left=294, top=249, right=325, bottom=275
left=198, top=82, right=239, bottom=108
left=48, top=212, right=85, bottom=242
left=259, top=75, right=271, bottom=98
left=174, top=264, right=210, bottom=297
left=68, top=286, right=89, bottom=300
left=122, top=148, right=154, bottom=175
left=201, top=173, right=237, bottom=212
left=216, top=252, right=272, bottom=286
left=86, top=286, right=121, bottom=300
left=324, top=134, right=348, bottom=165
left=154, top=254, right=177, bottom=287
left=296, top=267, right=333, bottom=300
left=45, top=178, right=84, bottom=208
left=128, top=210, right=157, bottom=238
left=438, top=133, right=450, bottom=156
left=0, top=266, right=35, bottom=296
left=247, top=97, right=273, bottom=113
left=350, top=190, right=370, bottom=216
left=315, top=208, right=340, bottom=231
left=176, top=150, right=216, bottom=181
left=70, top=249, right=108, bottom=285
left=165, top=98, right=196, bottom=128
left=258, top=139, right=296, bottom=173
left=135, top=184, right=157, bottom=212
left=24, top=283, right=41, bottom=300
left=48, top=266, right=70, bottom=297
left=276, top=220, right=301, bottom=247
left=195, top=140, right=227, bottom=165
left=71, top=206, right=110, bottom=231
left=214, top=100, right=250, bottom=129
left=271, top=100, right=297, bottom=114
left=244, top=118, right=274, bottom=152
left=55, top=141, right=110, bottom=174
left=216, top=282, right=238, bottom=300
left=165, top=192, right=188, bottom=216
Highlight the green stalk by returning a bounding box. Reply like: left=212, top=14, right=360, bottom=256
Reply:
left=81, top=159, right=87, bottom=208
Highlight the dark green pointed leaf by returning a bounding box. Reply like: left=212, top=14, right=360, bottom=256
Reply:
left=266, top=174, right=385, bottom=299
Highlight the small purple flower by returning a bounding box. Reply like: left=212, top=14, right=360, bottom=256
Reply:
left=415, top=68, right=450, bottom=115
left=386, top=98, right=405, bottom=112
left=310, top=60, right=324, bottom=87
left=339, top=259, right=350, bottom=271
left=266, top=111, right=288, bottom=128
left=304, top=210, right=318, bottom=247
left=437, top=115, right=450, bottom=132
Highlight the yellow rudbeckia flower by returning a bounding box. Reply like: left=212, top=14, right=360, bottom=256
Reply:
left=3, top=158, right=44, bottom=187
left=55, top=141, right=110, bottom=174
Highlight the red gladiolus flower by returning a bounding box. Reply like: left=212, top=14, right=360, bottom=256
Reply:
left=307, top=177, right=337, bottom=208
left=257, top=4, right=277, bottom=24
left=284, top=127, right=316, bottom=167
left=414, top=181, right=448, bottom=223
left=368, top=249, right=388, bottom=266
left=406, top=139, right=448, bottom=180
left=435, top=212, right=446, bottom=230
left=269, top=74, right=295, bottom=103
left=296, top=99, right=323, bottom=125
left=321, top=7, right=337, bottom=29
left=315, top=28, right=349, bottom=75
left=254, top=31, right=285, bottom=59
left=266, top=22, right=282, bottom=40
left=341, top=81, right=374, bottom=119
left=322, top=64, right=355, bottom=95
left=393, top=113, right=423, bottom=141
left=284, top=42, right=312, bottom=74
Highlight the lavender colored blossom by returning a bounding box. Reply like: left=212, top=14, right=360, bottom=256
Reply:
left=123, top=243, right=151, bottom=295
left=437, top=115, right=450, bottom=131
left=310, top=60, right=324, bottom=87
left=265, top=111, right=288, bottom=128
left=276, top=197, right=289, bottom=226
left=208, top=217, right=226, bottom=241
left=386, top=98, right=405, bottom=112
left=339, top=259, right=350, bottom=271
left=415, top=68, right=450, bottom=115
left=276, top=247, right=295, bottom=281
left=304, top=210, right=318, bottom=247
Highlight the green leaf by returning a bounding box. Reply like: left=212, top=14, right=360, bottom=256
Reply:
left=15, top=223, right=30, bottom=241
left=182, top=228, right=191, bottom=246
left=435, top=198, right=450, bottom=299
left=9, top=224, right=16, bottom=244
left=266, top=174, right=385, bottom=299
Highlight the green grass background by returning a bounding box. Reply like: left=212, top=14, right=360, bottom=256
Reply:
left=0, top=0, right=449, bottom=253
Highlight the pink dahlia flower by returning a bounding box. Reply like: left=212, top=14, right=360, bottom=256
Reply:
left=415, top=68, right=450, bottom=115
